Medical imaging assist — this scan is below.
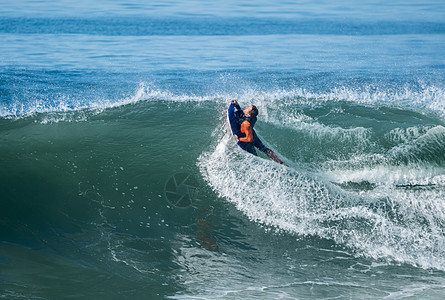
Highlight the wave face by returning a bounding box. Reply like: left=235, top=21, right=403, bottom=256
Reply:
left=2, top=80, right=445, bottom=298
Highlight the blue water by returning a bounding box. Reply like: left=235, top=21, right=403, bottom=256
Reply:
left=1, top=0, right=445, bottom=299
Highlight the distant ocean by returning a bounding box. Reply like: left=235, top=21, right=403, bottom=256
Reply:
left=1, top=0, right=445, bottom=298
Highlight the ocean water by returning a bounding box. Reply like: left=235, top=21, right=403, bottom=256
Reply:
left=1, top=0, right=445, bottom=299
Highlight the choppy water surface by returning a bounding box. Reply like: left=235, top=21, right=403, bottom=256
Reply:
left=1, top=0, right=445, bottom=299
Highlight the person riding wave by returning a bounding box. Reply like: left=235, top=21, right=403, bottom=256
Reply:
left=228, top=99, right=285, bottom=165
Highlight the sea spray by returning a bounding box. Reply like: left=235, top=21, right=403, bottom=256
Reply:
left=198, top=103, right=445, bottom=270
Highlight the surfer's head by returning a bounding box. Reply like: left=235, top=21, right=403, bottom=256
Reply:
left=244, top=105, right=258, bottom=118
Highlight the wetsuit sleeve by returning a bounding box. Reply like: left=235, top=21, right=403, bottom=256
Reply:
left=238, top=121, right=254, bottom=142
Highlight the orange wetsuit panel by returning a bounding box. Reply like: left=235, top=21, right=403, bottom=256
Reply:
left=238, top=120, right=253, bottom=142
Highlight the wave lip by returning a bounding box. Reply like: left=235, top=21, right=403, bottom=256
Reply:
left=0, top=82, right=224, bottom=121
left=2, top=80, right=445, bottom=123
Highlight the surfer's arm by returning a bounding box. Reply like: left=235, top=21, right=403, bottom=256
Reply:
left=238, top=121, right=254, bottom=142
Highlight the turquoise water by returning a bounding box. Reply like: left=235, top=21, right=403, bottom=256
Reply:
left=1, top=1, right=445, bottom=299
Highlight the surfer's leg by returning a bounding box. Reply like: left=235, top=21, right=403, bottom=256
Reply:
left=253, top=131, right=269, bottom=154
left=245, top=143, right=257, bottom=156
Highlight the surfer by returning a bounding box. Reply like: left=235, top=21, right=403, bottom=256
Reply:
left=228, top=99, right=285, bottom=165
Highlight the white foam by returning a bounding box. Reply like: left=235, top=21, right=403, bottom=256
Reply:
left=243, top=83, right=445, bottom=125
left=260, top=104, right=374, bottom=148
left=322, top=125, right=445, bottom=186
left=0, top=81, right=214, bottom=120
left=198, top=126, right=445, bottom=270
left=2, top=80, right=445, bottom=121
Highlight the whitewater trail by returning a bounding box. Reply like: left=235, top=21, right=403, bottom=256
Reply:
left=198, top=111, right=445, bottom=271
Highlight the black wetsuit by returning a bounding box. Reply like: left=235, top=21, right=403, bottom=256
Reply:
left=228, top=102, right=270, bottom=156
